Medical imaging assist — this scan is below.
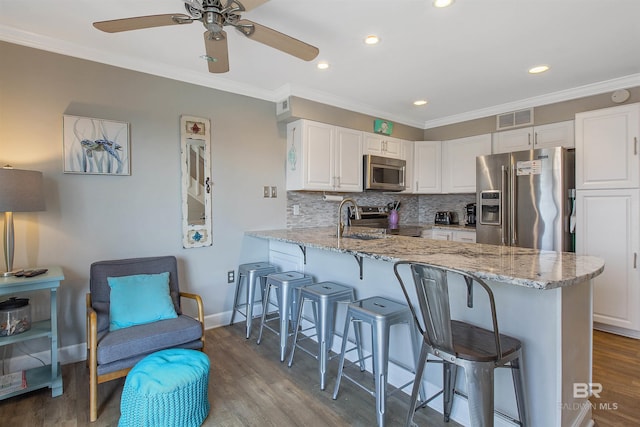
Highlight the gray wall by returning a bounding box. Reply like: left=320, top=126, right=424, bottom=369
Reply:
left=0, top=41, right=285, bottom=360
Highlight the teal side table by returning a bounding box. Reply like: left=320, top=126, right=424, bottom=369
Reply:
left=0, top=266, right=64, bottom=399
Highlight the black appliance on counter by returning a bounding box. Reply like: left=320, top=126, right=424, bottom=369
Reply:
left=434, top=211, right=459, bottom=225
left=348, top=205, right=422, bottom=237
left=465, top=203, right=477, bottom=227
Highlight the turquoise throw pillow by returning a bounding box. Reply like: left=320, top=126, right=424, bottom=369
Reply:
left=108, top=272, right=178, bottom=331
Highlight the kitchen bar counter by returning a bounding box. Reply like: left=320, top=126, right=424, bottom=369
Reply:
left=246, top=226, right=603, bottom=290
left=245, top=226, right=604, bottom=427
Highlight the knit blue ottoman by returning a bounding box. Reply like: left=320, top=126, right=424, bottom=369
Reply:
left=119, top=348, right=210, bottom=427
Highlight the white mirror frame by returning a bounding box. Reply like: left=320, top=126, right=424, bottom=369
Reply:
left=180, top=115, right=212, bottom=248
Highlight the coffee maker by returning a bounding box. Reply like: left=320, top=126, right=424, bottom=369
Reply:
left=465, top=203, right=477, bottom=227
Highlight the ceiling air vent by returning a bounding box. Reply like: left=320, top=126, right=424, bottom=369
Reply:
left=276, top=97, right=291, bottom=115
left=496, top=108, right=534, bottom=130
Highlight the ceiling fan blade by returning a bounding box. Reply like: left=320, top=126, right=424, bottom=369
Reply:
left=237, top=0, right=270, bottom=12
left=93, top=14, right=191, bottom=33
left=236, top=19, right=319, bottom=61
left=204, top=31, right=230, bottom=73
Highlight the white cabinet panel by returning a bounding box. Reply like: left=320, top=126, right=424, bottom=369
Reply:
left=414, top=141, right=442, bottom=193
left=364, top=134, right=402, bottom=158
left=575, top=103, right=640, bottom=190
left=442, top=134, right=492, bottom=193
left=430, top=229, right=453, bottom=240
left=452, top=230, right=477, bottom=243
left=493, top=121, right=574, bottom=154
left=576, top=189, right=640, bottom=332
left=286, top=120, right=363, bottom=192
left=335, top=126, right=364, bottom=192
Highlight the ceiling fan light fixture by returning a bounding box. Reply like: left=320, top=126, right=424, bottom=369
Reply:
left=317, top=61, right=330, bottom=70
left=433, top=0, right=454, bottom=8
left=364, top=35, right=379, bottom=45
left=413, top=100, right=428, bottom=106
left=529, top=65, right=550, bottom=74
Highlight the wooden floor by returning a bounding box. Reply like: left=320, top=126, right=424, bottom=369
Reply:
left=591, top=329, right=640, bottom=426
left=0, top=326, right=638, bottom=426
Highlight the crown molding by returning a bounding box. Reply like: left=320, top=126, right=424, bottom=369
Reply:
left=422, top=74, right=640, bottom=129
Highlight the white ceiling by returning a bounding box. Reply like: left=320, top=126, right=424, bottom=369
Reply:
left=1, top=0, right=639, bottom=129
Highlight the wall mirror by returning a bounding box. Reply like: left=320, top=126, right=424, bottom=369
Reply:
left=181, top=115, right=212, bottom=248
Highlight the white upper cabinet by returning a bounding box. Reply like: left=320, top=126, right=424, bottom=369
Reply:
left=364, top=133, right=403, bottom=158
left=575, top=103, right=640, bottom=190
left=286, top=120, right=363, bottom=192
left=442, top=134, right=492, bottom=193
left=413, top=141, right=442, bottom=193
left=401, top=140, right=414, bottom=193
left=492, top=120, right=575, bottom=153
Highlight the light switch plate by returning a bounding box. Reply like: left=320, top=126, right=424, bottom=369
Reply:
left=270, top=186, right=277, bottom=198
left=263, top=186, right=270, bottom=198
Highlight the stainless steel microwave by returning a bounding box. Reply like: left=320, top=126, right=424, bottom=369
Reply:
left=363, top=154, right=406, bottom=191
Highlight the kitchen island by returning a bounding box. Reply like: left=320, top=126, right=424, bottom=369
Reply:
left=246, top=227, right=604, bottom=427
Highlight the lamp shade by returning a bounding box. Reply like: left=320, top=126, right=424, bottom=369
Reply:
left=0, top=168, right=45, bottom=212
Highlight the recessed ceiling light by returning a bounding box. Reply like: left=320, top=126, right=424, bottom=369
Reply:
left=413, top=100, right=428, bottom=106
left=529, top=65, right=550, bottom=74
left=433, top=0, right=454, bottom=8
left=364, top=35, right=380, bottom=45
left=317, top=61, right=330, bottom=70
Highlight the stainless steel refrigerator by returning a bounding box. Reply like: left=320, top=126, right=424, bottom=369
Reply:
left=476, top=147, right=575, bottom=251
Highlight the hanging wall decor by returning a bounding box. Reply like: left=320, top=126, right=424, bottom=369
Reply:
left=63, top=115, right=130, bottom=175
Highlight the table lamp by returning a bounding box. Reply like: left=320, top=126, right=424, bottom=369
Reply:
left=0, top=166, right=45, bottom=277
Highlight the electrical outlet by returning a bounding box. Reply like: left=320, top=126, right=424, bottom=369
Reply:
left=227, top=270, right=235, bottom=283
left=293, top=204, right=300, bottom=215
left=263, top=186, right=270, bottom=198
left=270, top=186, right=277, bottom=198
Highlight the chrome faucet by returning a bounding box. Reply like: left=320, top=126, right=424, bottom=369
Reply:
left=337, top=198, right=360, bottom=238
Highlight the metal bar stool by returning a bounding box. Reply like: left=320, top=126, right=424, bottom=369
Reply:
left=229, top=262, right=277, bottom=339
left=287, top=281, right=363, bottom=390
left=332, top=296, right=424, bottom=427
left=256, top=271, right=313, bottom=362
left=394, top=261, right=528, bottom=427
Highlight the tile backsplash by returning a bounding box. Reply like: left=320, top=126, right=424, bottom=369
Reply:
left=286, top=191, right=475, bottom=228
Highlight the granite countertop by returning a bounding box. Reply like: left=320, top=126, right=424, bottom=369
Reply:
left=246, top=226, right=604, bottom=290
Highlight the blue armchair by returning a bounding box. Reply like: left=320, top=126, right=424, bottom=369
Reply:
left=86, top=256, right=205, bottom=422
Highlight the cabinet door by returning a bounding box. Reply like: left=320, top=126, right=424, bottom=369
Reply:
left=442, top=134, right=492, bottom=193
left=335, top=127, right=363, bottom=192
left=452, top=230, right=477, bottom=243
left=414, top=141, right=442, bottom=193
left=364, top=133, right=402, bottom=158
left=492, top=127, right=533, bottom=154
left=575, top=103, right=640, bottom=190
left=430, top=229, right=453, bottom=240
left=576, top=189, right=640, bottom=332
left=401, top=140, right=414, bottom=193
left=533, top=120, right=574, bottom=149
left=303, top=121, right=335, bottom=190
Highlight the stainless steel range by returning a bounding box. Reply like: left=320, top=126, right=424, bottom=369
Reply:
left=348, top=205, right=422, bottom=237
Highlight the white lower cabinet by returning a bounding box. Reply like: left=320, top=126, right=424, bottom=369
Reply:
left=576, top=189, right=640, bottom=336
left=426, top=229, right=476, bottom=242
left=452, top=230, right=477, bottom=243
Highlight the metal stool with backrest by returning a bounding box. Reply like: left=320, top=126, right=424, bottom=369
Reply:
left=393, top=261, right=528, bottom=427
left=287, top=281, right=362, bottom=390
left=229, top=262, right=277, bottom=339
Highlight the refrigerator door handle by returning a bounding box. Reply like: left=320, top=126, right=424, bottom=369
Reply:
left=501, top=165, right=508, bottom=245
left=510, top=164, right=517, bottom=246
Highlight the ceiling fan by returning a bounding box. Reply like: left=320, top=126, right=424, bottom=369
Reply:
left=93, top=0, right=319, bottom=73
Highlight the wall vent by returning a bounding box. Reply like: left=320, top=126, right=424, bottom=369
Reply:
left=496, top=108, right=534, bottom=130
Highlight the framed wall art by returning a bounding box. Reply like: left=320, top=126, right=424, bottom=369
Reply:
left=63, top=115, right=130, bottom=175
